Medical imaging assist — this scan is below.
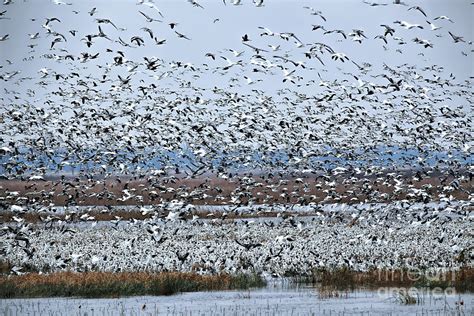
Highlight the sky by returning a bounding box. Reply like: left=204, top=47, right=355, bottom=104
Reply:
left=0, top=0, right=472, bottom=176
left=0, top=0, right=472, bottom=94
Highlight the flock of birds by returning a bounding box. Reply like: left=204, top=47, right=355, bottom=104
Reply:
left=0, top=0, right=473, bottom=277
left=2, top=202, right=473, bottom=276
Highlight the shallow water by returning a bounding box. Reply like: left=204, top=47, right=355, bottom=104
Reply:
left=1, top=283, right=472, bottom=316
left=17, top=200, right=469, bottom=215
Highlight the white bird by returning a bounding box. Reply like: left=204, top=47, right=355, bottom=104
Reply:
left=11, top=266, right=24, bottom=275
left=71, top=253, right=83, bottom=262
left=294, top=40, right=304, bottom=48
left=303, top=6, right=326, bottom=21
left=188, top=0, right=204, bottom=9
left=426, top=21, right=441, bottom=31
left=395, top=20, right=423, bottom=30
left=243, top=76, right=261, bottom=85
left=268, top=44, right=280, bottom=51
left=12, top=216, right=24, bottom=223
left=434, top=15, right=454, bottom=23
left=413, top=37, right=433, bottom=48
left=448, top=32, right=465, bottom=43
left=0, top=146, right=13, bottom=153
left=29, top=32, right=40, bottom=39
left=139, top=10, right=161, bottom=23
left=29, top=175, right=45, bottom=180
left=228, top=49, right=244, bottom=57
left=282, top=69, right=296, bottom=83
left=258, top=26, right=278, bottom=37
left=221, top=56, right=242, bottom=70
left=11, top=205, right=24, bottom=212
left=331, top=52, right=349, bottom=62
left=408, top=6, right=427, bottom=17
left=52, top=0, right=71, bottom=4
left=141, top=1, right=164, bottom=17
left=166, top=211, right=179, bottom=221
left=38, top=68, right=49, bottom=77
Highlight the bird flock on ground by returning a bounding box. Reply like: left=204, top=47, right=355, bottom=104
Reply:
left=0, top=0, right=472, bottom=276
left=3, top=202, right=473, bottom=276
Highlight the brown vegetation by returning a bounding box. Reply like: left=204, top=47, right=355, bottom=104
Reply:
left=0, top=172, right=471, bottom=208
left=0, top=271, right=266, bottom=298
left=1, top=266, right=472, bottom=299
left=306, top=267, right=474, bottom=292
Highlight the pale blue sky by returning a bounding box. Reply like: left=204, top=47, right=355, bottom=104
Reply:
left=0, top=0, right=472, bottom=176
left=0, top=0, right=472, bottom=95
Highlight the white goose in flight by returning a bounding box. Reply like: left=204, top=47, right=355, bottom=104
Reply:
left=221, top=56, right=243, bottom=70
left=434, top=15, right=454, bottom=23
left=426, top=21, right=441, bottom=31
left=394, top=20, right=423, bottom=29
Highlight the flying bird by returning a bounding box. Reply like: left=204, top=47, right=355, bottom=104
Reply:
left=303, top=6, right=327, bottom=21
left=96, top=18, right=119, bottom=30
left=394, top=20, right=423, bottom=29
left=426, top=21, right=441, bottom=31
left=448, top=32, right=465, bottom=43
left=380, top=24, right=395, bottom=37
left=188, top=0, right=204, bottom=8
left=434, top=15, right=454, bottom=23
left=408, top=6, right=427, bottom=17
left=175, top=31, right=191, bottom=40
left=154, top=37, right=166, bottom=45
left=141, top=27, right=154, bottom=39
left=139, top=10, right=161, bottom=23
left=88, top=7, right=97, bottom=16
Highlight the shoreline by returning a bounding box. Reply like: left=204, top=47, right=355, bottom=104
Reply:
left=1, top=200, right=472, bottom=223
left=0, top=271, right=265, bottom=299
left=1, top=267, right=472, bottom=299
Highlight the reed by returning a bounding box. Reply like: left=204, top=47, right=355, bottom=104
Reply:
left=0, top=271, right=266, bottom=298
left=393, top=289, right=418, bottom=305
left=317, top=286, right=350, bottom=299
left=305, top=267, right=474, bottom=292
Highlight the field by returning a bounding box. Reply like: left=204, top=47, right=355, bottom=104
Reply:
left=1, top=170, right=471, bottom=212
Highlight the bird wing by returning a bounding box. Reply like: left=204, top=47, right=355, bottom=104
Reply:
left=416, top=7, right=427, bottom=17
left=243, top=42, right=268, bottom=52
left=139, top=11, right=150, bottom=20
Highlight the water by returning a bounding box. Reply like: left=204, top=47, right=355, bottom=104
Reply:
left=1, top=283, right=472, bottom=316
left=16, top=200, right=470, bottom=215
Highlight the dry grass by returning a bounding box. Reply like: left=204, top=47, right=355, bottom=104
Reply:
left=0, top=260, right=10, bottom=274
left=0, top=171, right=471, bottom=207
left=1, top=172, right=471, bottom=223
left=317, top=286, right=350, bottom=299
left=0, top=271, right=266, bottom=298
left=306, top=267, right=474, bottom=292
left=394, top=289, right=419, bottom=305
